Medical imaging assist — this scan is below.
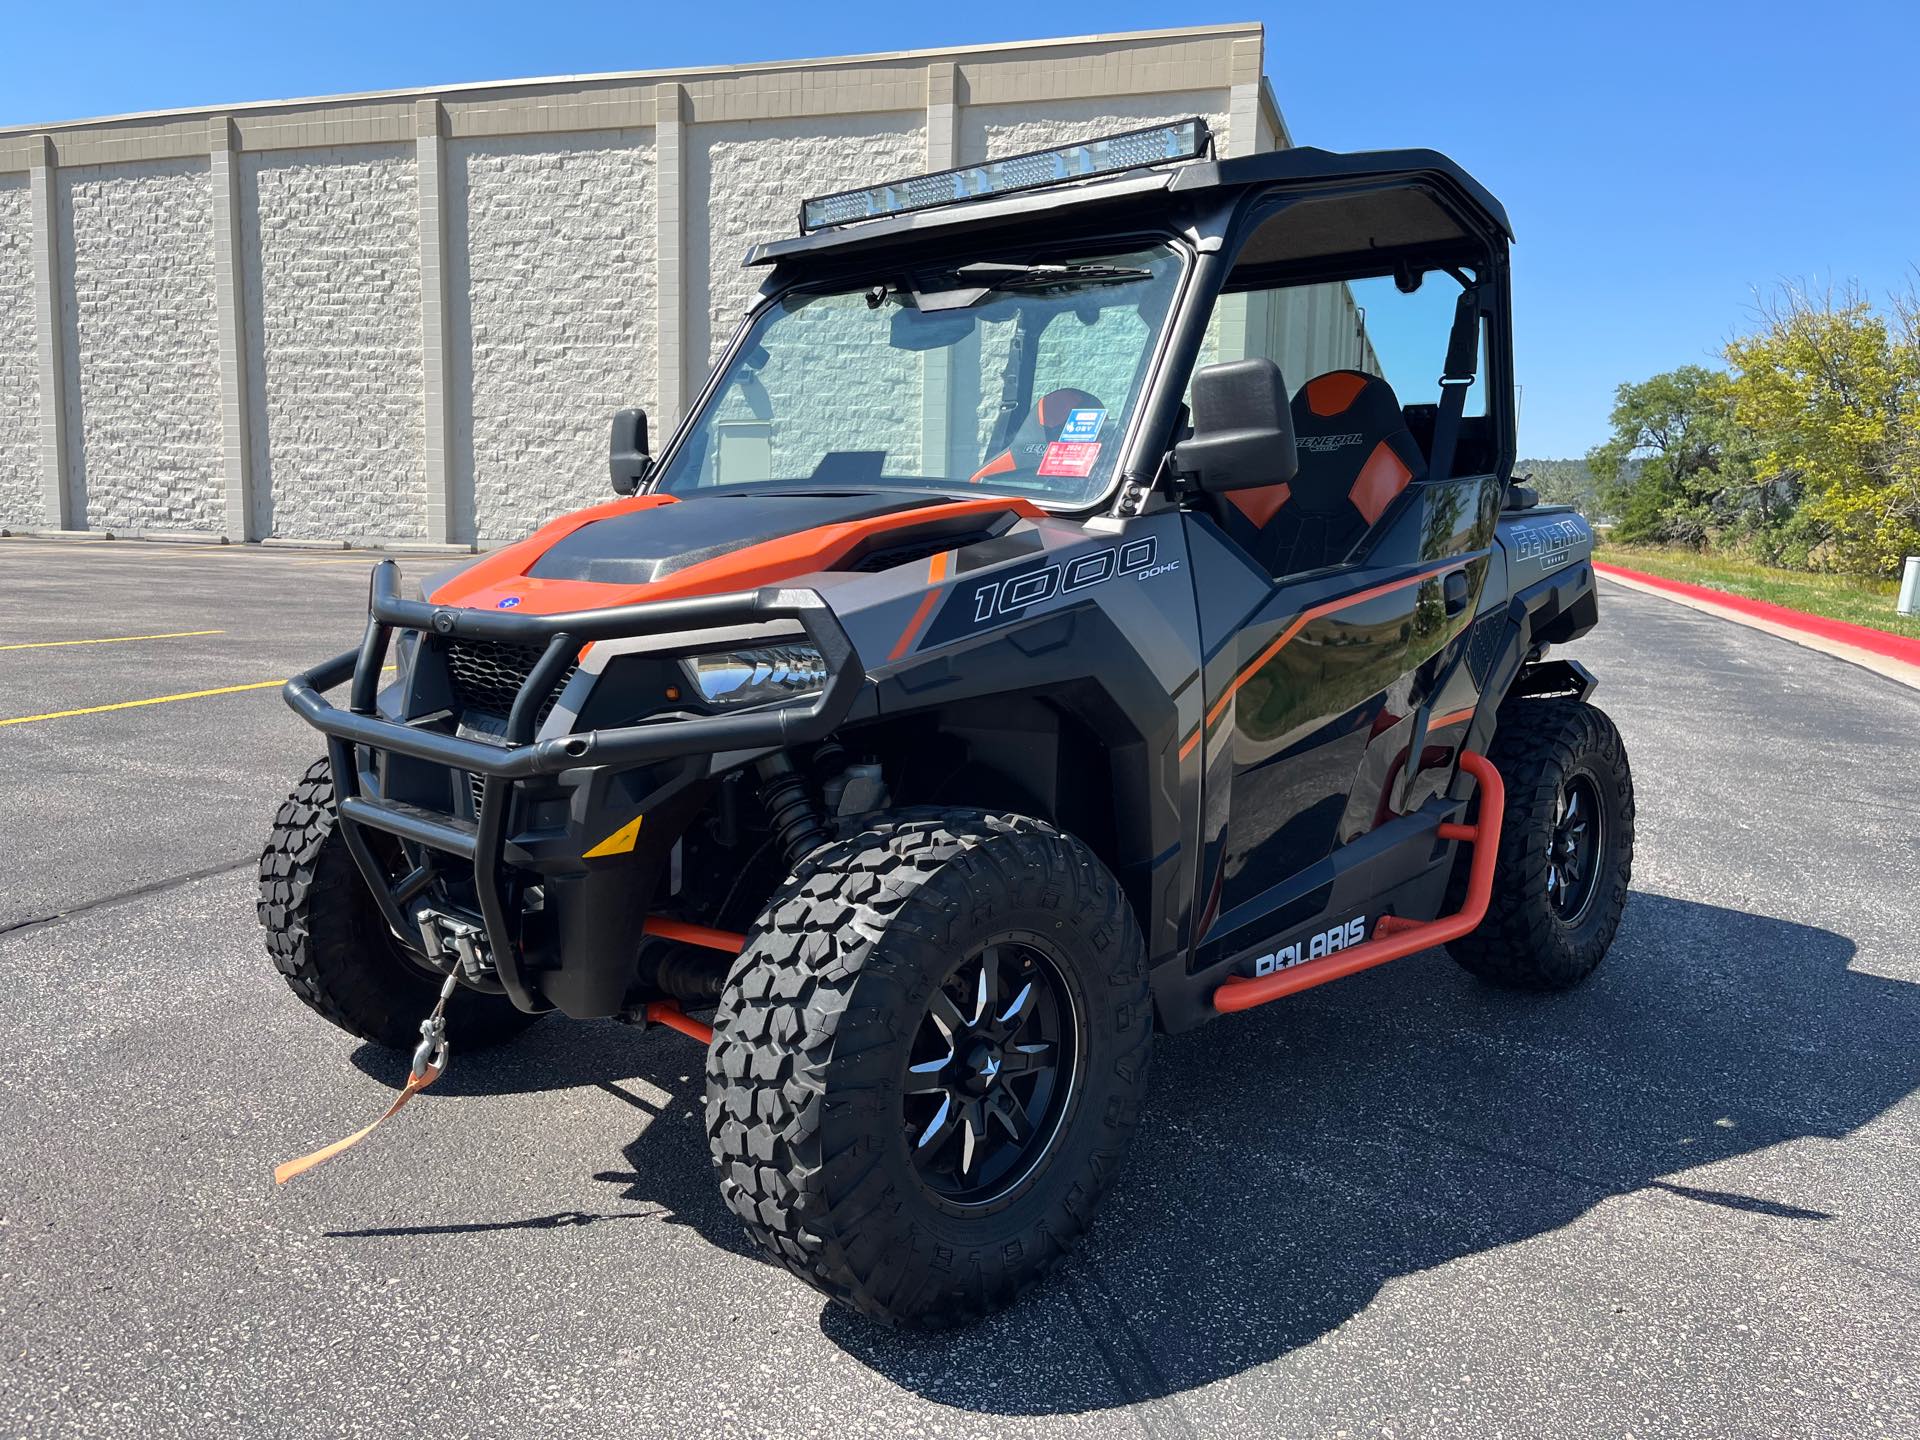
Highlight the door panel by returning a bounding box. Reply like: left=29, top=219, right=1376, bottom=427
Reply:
left=1187, top=475, right=1498, bottom=963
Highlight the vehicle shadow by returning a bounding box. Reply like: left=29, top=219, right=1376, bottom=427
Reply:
left=810, top=891, right=1918, bottom=1413
left=345, top=1011, right=748, bottom=1252
left=345, top=891, right=1916, bottom=1414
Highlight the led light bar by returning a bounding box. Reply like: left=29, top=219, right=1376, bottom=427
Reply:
left=799, top=118, right=1211, bottom=232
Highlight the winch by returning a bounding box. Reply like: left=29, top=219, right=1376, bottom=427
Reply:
left=415, top=908, right=493, bottom=982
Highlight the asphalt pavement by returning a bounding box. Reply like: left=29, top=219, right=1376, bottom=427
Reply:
left=1, top=539, right=1915, bottom=1439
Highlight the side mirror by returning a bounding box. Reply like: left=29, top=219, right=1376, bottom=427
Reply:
left=1173, top=358, right=1298, bottom=495
left=610, top=408, right=652, bottom=495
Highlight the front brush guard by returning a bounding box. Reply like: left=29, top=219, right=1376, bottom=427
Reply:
left=283, top=560, right=863, bottom=1013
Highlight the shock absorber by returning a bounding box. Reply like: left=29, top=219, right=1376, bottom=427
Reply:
left=756, top=753, right=831, bottom=869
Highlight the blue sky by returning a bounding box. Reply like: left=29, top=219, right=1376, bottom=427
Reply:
left=6, top=1, right=1917, bottom=457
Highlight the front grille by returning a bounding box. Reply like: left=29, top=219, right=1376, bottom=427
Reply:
left=442, top=639, right=578, bottom=725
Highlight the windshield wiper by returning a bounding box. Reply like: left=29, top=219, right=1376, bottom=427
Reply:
left=950, top=260, right=1153, bottom=288
left=907, top=260, right=1153, bottom=311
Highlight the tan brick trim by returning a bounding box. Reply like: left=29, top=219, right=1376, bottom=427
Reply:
left=209, top=117, right=253, bottom=540
left=0, top=26, right=1263, bottom=172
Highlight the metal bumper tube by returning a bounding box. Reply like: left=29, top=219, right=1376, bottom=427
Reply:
left=285, top=560, right=864, bottom=1014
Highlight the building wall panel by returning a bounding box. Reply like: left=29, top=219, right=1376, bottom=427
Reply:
left=449, top=129, right=657, bottom=541
left=957, top=91, right=1231, bottom=164
left=689, top=112, right=926, bottom=371
left=241, top=144, right=425, bottom=540
left=57, top=157, right=222, bottom=531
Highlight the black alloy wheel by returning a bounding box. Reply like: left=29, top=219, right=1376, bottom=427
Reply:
left=903, top=940, right=1077, bottom=1207
left=1545, top=773, right=1605, bottom=923
left=705, top=807, right=1152, bottom=1327
left=1445, top=698, right=1635, bottom=991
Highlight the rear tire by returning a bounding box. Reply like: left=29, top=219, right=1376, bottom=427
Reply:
left=1447, top=699, right=1634, bottom=990
left=257, top=759, right=542, bottom=1051
left=704, top=808, right=1152, bottom=1328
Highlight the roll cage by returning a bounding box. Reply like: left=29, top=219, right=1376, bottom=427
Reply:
left=658, top=142, right=1517, bottom=519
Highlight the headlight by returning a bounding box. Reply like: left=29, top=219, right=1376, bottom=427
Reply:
left=681, top=644, right=828, bottom=708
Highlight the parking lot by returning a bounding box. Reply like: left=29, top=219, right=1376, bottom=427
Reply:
left=2, top=535, right=1915, bottom=1439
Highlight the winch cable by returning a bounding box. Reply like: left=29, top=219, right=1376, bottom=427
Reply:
left=275, top=935, right=734, bottom=1183
left=273, top=1061, right=443, bottom=1185
left=274, top=971, right=457, bottom=1184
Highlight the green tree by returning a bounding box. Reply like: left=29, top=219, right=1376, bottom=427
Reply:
left=1586, top=366, right=1752, bottom=545
left=1724, top=285, right=1920, bottom=575
left=1516, top=457, right=1597, bottom=513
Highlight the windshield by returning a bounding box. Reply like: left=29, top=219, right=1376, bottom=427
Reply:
left=654, top=244, right=1183, bottom=507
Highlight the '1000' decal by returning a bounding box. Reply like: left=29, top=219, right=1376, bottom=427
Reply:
left=970, top=537, right=1176, bottom=622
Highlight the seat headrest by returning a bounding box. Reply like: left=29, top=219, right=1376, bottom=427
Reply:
left=1292, top=370, right=1407, bottom=446
left=1288, top=370, right=1423, bottom=524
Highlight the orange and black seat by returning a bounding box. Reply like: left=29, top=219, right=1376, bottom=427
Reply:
left=1209, top=369, right=1424, bottom=577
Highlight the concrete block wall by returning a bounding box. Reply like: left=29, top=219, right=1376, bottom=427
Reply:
left=449, top=130, right=657, bottom=540
left=957, top=92, right=1228, bottom=167
left=58, top=157, right=224, bottom=533
left=242, top=144, right=426, bottom=540
left=692, top=112, right=927, bottom=373
left=0, top=24, right=1324, bottom=546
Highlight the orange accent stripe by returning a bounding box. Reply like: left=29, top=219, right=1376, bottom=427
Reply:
left=1203, top=564, right=1454, bottom=732
left=1223, top=481, right=1292, bottom=528
left=1178, top=724, right=1204, bottom=762
left=1429, top=706, right=1478, bottom=731
left=1305, top=371, right=1369, bottom=416
left=887, top=550, right=951, bottom=661
left=968, top=451, right=1018, bottom=485
left=1213, top=751, right=1503, bottom=1010
left=1348, top=440, right=1413, bottom=525
left=429, top=493, right=679, bottom=606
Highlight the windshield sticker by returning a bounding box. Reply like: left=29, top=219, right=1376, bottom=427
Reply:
left=1037, top=441, right=1101, bottom=478
left=1057, top=408, right=1106, bottom=443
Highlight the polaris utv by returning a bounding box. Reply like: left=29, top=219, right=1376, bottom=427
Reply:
left=261, top=120, right=1633, bottom=1327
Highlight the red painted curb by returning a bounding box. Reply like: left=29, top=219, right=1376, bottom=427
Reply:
left=1594, top=561, right=1920, bottom=667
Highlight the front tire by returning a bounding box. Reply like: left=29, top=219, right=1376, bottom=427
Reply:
left=258, top=759, right=542, bottom=1051
left=1447, top=698, right=1635, bottom=989
left=704, top=808, right=1152, bottom=1328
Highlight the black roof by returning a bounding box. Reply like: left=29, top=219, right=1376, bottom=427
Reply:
left=746, top=145, right=1512, bottom=269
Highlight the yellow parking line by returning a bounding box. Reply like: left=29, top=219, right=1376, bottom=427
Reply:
left=1, top=679, right=287, bottom=726
left=0, top=665, right=394, bottom=727
left=0, top=628, right=224, bottom=651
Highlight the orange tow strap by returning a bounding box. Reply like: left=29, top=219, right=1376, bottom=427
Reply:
left=274, top=1063, right=441, bottom=1184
